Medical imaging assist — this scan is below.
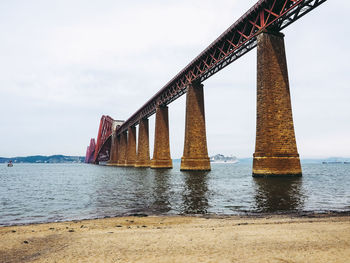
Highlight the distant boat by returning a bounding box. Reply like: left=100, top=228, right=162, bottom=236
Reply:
left=7, top=160, right=13, bottom=167
left=322, top=161, right=349, bottom=164
left=210, top=159, right=239, bottom=164
left=210, top=154, right=238, bottom=164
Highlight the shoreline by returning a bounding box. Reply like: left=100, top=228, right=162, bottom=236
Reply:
left=1, top=210, right=350, bottom=228
left=1, top=214, right=350, bottom=262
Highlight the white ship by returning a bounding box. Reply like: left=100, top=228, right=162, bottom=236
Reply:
left=210, top=154, right=238, bottom=164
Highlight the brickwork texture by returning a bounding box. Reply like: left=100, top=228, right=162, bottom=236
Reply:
left=125, top=126, right=137, bottom=167
left=181, top=82, right=211, bottom=171
left=135, top=118, right=151, bottom=167
left=117, top=132, right=127, bottom=166
left=151, top=106, right=173, bottom=169
left=253, top=31, right=301, bottom=176
left=107, top=131, right=119, bottom=166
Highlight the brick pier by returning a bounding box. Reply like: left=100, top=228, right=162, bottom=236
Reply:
left=125, top=126, right=137, bottom=167
left=107, top=131, right=118, bottom=166
left=151, top=106, right=172, bottom=169
left=117, top=131, right=127, bottom=167
left=253, top=31, right=301, bottom=177
left=135, top=118, right=151, bottom=167
left=181, top=82, right=211, bottom=171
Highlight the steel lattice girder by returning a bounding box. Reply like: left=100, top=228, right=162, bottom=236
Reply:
left=93, top=115, right=114, bottom=163
left=117, top=0, right=327, bottom=135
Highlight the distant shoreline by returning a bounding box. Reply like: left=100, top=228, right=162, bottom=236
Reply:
left=0, top=155, right=84, bottom=164
left=2, top=156, right=350, bottom=164
left=2, top=210, right=350, bottom=228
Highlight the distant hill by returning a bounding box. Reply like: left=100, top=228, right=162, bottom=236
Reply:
left=2, top=155, right=347, bottom=164
left=0, top=155, right=84, bottom=163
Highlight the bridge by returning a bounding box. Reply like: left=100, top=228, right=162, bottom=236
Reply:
left=85, top=0, right=327, bottom=176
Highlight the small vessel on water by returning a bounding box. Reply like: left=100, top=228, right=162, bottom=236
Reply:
left=7, top=160, right=13, bottom=167
left=210, top=154, right=239, bottom=164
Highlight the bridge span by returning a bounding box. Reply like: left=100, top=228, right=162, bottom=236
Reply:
left=86, top=0, right=327, bottom=176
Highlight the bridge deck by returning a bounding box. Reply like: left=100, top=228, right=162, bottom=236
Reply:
left=117, top=0, right=327, bottom=135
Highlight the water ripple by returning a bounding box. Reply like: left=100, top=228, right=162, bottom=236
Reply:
left=0, top=162, right=349, bottom=225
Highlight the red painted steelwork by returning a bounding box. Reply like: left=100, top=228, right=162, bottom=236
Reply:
left=117, top=0, right=327, bottom=135
left=96, top=135, right=112, bottom=163
left=85, top=138, right=96, bottom=163
left=93, top=115, right=114, bottom=163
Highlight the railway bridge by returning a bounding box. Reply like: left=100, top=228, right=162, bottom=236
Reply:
left=85, top=0, right=327, bottom=176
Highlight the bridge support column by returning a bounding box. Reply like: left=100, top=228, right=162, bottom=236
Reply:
left=151, top=106, right=172, bottom=169
left=125, top=126, right=137, bottom=167
left=117, top=131, right=127, bottom=166
left=253, top=31, right=301, bottom=177
left=107, top=131, right=119, bottom=166
left=181, top=82, right=210, bottom=171
left=135, top=118, right=151, bottom=167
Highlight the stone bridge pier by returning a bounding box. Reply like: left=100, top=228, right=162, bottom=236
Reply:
left=117, top=131, right=127, bottom=166
left=181, top=82, right=210, bottom=171
left=125, top=126, right=137, bottom=167
left=93, top=0, right=326, bottom=175
left=108, top=32, right=302, bottom=175
left=253, top=31, right=302, bottom=177
left=107, top=121, right=119, bottom=166
left=135, top=118, right=151, bottom=167
left=151, top=106, right=173, bottom=169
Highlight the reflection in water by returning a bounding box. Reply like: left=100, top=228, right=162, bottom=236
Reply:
left=253, top=177, right=304, bottom=212
left=92, top=167, right=155, bottom=215
left=3, top=163, right=350, bottom=225
left=181, top=171, right=209, bottom=214
left=150, top=169, right=171, bottom=213
left=126, top=168, right=154, bottom=213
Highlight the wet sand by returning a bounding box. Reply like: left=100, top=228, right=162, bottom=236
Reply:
left=1, top=214, right=350, bottom=263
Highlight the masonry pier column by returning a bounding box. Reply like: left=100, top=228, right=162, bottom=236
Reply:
left=135, top=118, right=151, bottom=167
left=180, top=82, right=210, bottom=171
left=253, top=31, right=301, bottom=177
left=117, top=131, right=127, bottom=166
left=151, top=106, right=172, bottom=169
left=107, top=131, right=119, bottom=166
left=125, top=126, right=137, bottom=167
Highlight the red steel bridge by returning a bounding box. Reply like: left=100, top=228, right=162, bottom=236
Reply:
left=86, top=115, right=113, bottom=163
left=86, top=0, right=327, bottom=176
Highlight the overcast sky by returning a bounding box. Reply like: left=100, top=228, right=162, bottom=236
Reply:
left=0, top=0, right=349, bottom=159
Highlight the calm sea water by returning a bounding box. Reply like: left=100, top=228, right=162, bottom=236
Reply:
left=0, top=162, right=349, bottom=226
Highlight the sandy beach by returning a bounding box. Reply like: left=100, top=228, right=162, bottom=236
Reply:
left=1, top=214, right=350, bottom=263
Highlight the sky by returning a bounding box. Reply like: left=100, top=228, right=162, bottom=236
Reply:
left=0, top=0, right=349, bottom=159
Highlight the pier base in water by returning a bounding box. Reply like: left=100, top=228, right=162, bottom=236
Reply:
left=253, top=31, right=301, bottom=177
left=135, top=118, right=151, bottom=168
left=151, top=106, right=172, bottom=169
left=180, top=82, right=210, bottom=171
left=117, top=132, right=127, bottom=167
left=125, top=126, right=137, bottom=167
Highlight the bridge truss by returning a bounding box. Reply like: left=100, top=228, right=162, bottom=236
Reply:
left=92, top=115, right=114, bottom=163
left=117, top=0, right=327, bottom=135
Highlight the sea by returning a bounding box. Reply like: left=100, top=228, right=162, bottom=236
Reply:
left=0, top=162, right=349, bottom=226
